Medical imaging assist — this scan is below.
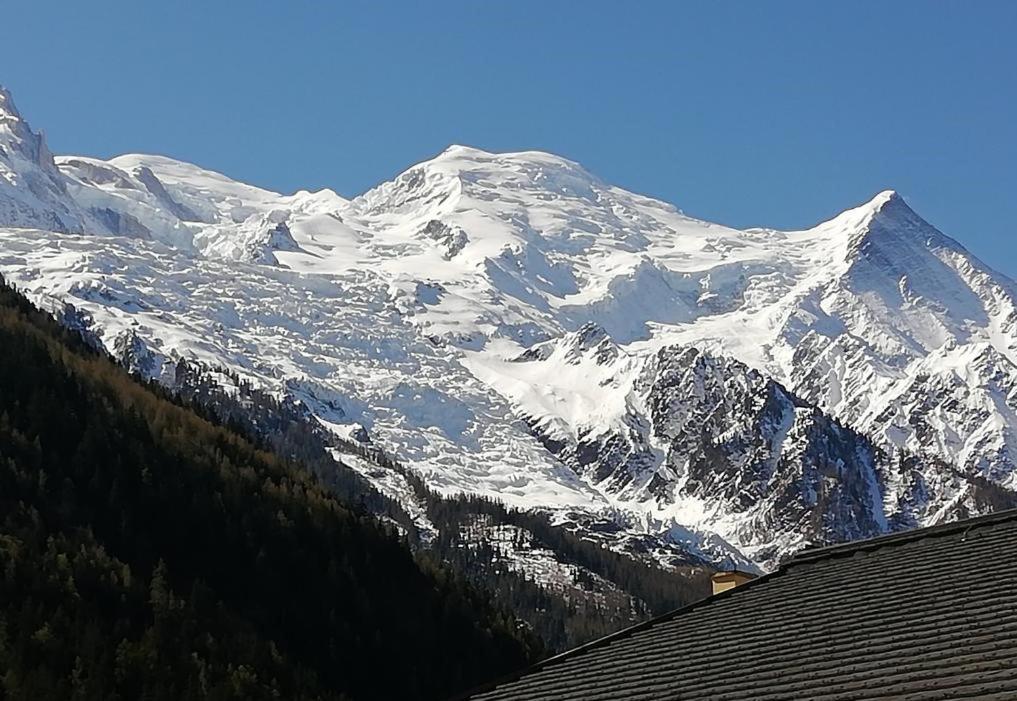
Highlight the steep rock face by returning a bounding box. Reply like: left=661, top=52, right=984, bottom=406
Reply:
left=644, top=348, right=887, bottom=559
left=504, top=328, right=889, bottom=568
left=0, top=88, right=91, bottom=232
left=867, top=345, right=1017, bottom=500
left=1, top=85, right=1015, bottom=569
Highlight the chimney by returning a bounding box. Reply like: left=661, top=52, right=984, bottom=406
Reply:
left=711, top=570, right=756, bottom=596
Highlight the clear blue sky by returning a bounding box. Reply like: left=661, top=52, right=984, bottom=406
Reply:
left=6, top=1, right=1015, bottom=277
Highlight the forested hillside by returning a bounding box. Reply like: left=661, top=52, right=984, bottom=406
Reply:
left=0, top=277, right=540, bottom=701
left=165, top=355, right=712, bottom=653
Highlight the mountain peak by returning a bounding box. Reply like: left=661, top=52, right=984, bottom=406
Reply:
left=0, top=85, right=21, bottom=120
left=863, top=189, right=919, bottom=221
left=854, top=189, right=939, bottom=238
left=355, top=145, right=602, bottom=217
left=0, top=85, right=87, bottom=232
left=0, top=86, right=33, bottom=140
left=814, top=189, right=926, bottom=246
left=437, top=143, right=493, bottom=159
left=0, top=85, right=53, bottom=168
left=869, top=188, right=901, bottom=208
left=856, top=189, right=927, bottom=233
left=835, top=189, right=906, bottom=226
left=426, top=144, right=591, bottom=175
left=812, top=188, right=981, bottom=292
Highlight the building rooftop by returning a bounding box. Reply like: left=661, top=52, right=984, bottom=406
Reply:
left=460, top=509, right=1017, bottom=700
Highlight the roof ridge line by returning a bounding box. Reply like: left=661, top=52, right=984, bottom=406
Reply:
left=787, top=507, right=1017, bottom=566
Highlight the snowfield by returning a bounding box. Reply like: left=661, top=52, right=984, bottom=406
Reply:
left=2, top=85, right=1015, bottom=569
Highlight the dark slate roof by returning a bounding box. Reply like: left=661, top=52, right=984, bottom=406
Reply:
left=462, top=509, right=1017, bottom=701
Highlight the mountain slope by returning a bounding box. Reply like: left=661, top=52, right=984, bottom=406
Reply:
left=0, top=276, right=539, bottom=701
left=164, top=357, right=712, bottom=654
left=1, top=85, right=1015, bottom=568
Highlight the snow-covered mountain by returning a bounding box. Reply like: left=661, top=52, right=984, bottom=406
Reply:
left=1, top=85, right=1014, bottom=569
